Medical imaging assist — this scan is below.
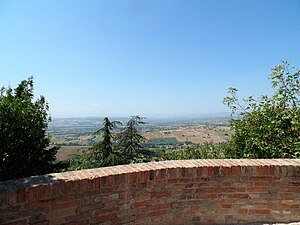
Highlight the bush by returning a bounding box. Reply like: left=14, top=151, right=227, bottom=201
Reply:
left=0, top=77, right=58, bottom=180
left=162, top=142, right=225, bottom=160
left=223, top=61, right=300, bottom=158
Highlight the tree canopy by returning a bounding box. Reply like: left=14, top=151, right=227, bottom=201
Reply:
left=223, top=61, right=300, bottom=158
left=90, top=117, right=121, bottom=166
left=116, top=116, right=152, bottom=163
left=0, top=77, right=58, bottom=180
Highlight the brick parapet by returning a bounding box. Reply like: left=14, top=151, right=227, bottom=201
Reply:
left=1, top=159, right=300, bottom=224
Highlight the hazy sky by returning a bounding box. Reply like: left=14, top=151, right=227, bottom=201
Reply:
left=1, top=0, right=300, bottom=118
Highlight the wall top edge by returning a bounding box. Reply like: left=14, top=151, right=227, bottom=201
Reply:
left=1, top=159, right=299, bottom=191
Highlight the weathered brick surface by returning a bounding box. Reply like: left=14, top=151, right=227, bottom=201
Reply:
left=0, top=159, right=300, bottom=225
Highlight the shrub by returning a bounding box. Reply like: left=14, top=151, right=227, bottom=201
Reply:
left=223, top=61, right=300, bottom=158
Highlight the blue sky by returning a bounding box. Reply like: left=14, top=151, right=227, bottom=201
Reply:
left=1, top=0, right=300, bottom=118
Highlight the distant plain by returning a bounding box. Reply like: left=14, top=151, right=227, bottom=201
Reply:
left=49, top=117, right=232, bottom=161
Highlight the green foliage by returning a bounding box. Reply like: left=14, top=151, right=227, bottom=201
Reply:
left=62, top=153, right=97, bottom=171
left=147, top=137, right=180, bottom=145
left=66, top=116, right=151, bottom=169
left=0, top=77, right=58, bottom=180
left=162, top=142, right=225, bottom=160
left=101, top=152, right=122, bottom=167
left=91, top=117, right=121, bottom=162
left=223, top=61, right=300, bottom=158
left=115, top=116, right=152, bottom=163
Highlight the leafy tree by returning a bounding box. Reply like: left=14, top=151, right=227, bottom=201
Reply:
left=66, top=116, right=151, bottom=169
left=90, top=117, right=121, bottom=166
left=116, top=116, right=152, bottom=163
left=223, top=61, right=300, bottom=158
left=0, top=77, right=58, bottom=180
left=162, top=142, right=225, bottom=160
left=64, top=152, right=97, bottom=171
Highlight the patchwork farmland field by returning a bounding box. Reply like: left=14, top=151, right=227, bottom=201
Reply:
left=49, top=117, right=232, bottom=160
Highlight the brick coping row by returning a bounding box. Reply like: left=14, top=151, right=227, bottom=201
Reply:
left=1, top=159, right=299, bottom=191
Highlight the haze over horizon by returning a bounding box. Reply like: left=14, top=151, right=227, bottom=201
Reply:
left=50, top=111, right=231, bottom=120
left=1, top=0, right=300, bottom=118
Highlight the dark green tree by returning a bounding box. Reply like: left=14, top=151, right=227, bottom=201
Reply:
left=0, top=77, right=58, bottom=180
left=223, top=61, right=300, bottom=158
left=116, top=116, right=152, bottom=163
left=91, top=117, right=121, bottom=166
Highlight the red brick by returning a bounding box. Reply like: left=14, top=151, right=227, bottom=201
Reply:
left=168, top=178, right=178, bottom=184
left=47, top=207, right=76, bottom=219
left=48, top=217, right=65, bottom=225
left=27, top=187, right=35, bottom=201
left=108, top=175, right=114, bottom=187
left=65, top=212, right=89, bottom=222
left=35, top=185, right=51, bottom=200
left=286, top=187, right=300, bottom=193
left=2, top=219, right=28, bottom=225
left=134, top=193, right=151, bottom=202
left=92, top=213, right=116, bottom=223
left=208, top=167, right=213, bottom=176
left=136, top=212, right=148, bottom=220
left=52, top=200, right=80, bottom=210
left=168, top=168, right=178, bottom=178
left=232, top=166, right=241, bottom=176
left=270, top=166, right=275, bottom=175
left=50, top=183, right=60, bottom=198
left=147, top=209, right=168, bottom=217
left=151, top=192, right=171, bottom=198
left=222, top=204, right=232, bottom=208
left=17, top=189, right=25, bottom=203
left=150, top=203, right=171, bottom=211
left=202, top=215, right=216, bottom=221
left=81, top=179, right=89, bottom=192
left=119, top=191, right=127, bottom=199
left=269, top=204, right=290, bottom=209
left=264, top=166, right=269, bottom=175
left=239, top=209, right=248, bottom=214
left=228, top=194, right=249, bottom=199
left=100, top=187, right=114, bottom=194
left=143, top=171, right=148, bottom=182
left=72, top=180, right=81, bottom=193
left=198, top=193, right=218, bottom=199
left=43, top=185, right=51, bottom=200
left=132, top=200, right=152, bottom=208
left=281, top=193, right=294, bottom=200
left=247, top=187, right=268, bottom=193
left=290, top=204, right=299, bottom=209
left=2, top=160, right=300, bottom=225
left=250, top=176, right=272, bottom=181
left=223, top=167, right=231, bottom=176
left=100, top=176, right=113, bottom=188
left=219, top=187, right=236, bottom=192
left=88, top=179, right=94, bottom=190
left=178, top=178, right=191, bottom=183
left=34, top=186, right=43, bottom=200
left=221, top=181, right=232, bottom=186
left=94, top=207, right=118, bottom=217
left=237, top=188, right=246, bottom=192
left=253, top=181, right=267, bottom=186
left=34, top=222, right=49, bottom=225
left=60, top=181, right=73, bottom=194
left=59, top=195, right=75, bottom=201
left=117, top=174, right=128, bottom=186
left=94, top=177, right=100, bottom=189
left=25, top=199, right=53, bottom=209
left=249, top=209, right=270, bottom=215
left=128, top=172, right=139, bottom=184
left=217, top=199, right=236, bottom=204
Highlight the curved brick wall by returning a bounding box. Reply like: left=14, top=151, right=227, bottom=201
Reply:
left=1, top=159, right=300, bottom=225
